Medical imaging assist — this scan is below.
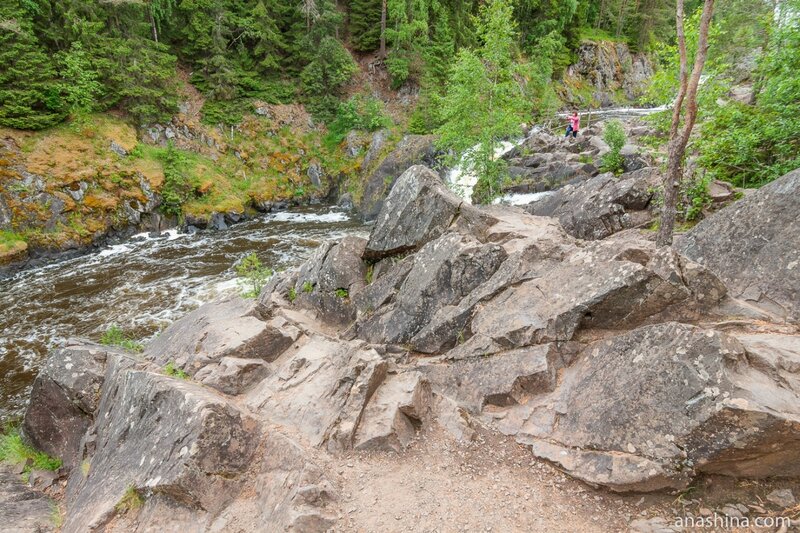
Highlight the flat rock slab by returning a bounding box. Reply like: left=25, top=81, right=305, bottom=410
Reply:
left=521, top=322, right=800, bottom=492
left=0, top=466, right=57, bottom=532
left=246, top=337, right=388, bottom=452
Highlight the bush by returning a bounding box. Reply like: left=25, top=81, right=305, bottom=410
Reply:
left=324, top=95, right=391, bottom=148
left=600, top=120, right=627, bottom=175
left=680, top=171, right=713, bottom=222
left=235, top=253, right=273, bottom=299
left=100, top=325, right=143, bottom=353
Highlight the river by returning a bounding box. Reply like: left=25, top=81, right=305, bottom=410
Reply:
left=0, top=206, right=366, bottom=421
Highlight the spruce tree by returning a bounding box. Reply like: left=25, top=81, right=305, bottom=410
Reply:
left=0, top=8, right=64, bottom=129
left=350, top=0, right=382, bottom=52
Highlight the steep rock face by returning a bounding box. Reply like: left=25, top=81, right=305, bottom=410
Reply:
left=357, top=135, right=439, bottom=221
left=561, top=41, right=654, bottom=107
left=364, top=165, right=492, bottom=261
left=677, top=168, right=800, bottom=322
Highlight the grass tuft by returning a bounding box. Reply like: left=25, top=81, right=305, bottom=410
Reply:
left=0, top=427, right=62, bottom=474
left=100, top=325, right=144, bottom=353
left=115, top=485, right=144, bottom=513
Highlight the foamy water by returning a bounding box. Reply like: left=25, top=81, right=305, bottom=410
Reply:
left=0, top=206, right=365, bottom=420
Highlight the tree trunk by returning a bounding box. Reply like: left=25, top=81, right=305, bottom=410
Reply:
left=379, top=0, right=387, bottom=59
left=149, top=8, right=159, bottom=43
left=657, top=0, right=715, bottom=247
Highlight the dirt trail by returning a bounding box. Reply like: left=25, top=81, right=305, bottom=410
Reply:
left=334, top=427, right=672, bottom=533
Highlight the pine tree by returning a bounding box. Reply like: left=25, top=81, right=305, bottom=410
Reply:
left=350, top=0, right=382, bottom=51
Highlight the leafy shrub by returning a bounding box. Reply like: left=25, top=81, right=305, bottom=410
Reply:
left=680, top=172, right=713, bottom=222
left=235, top=253, right=273, bottom=298
left=100, top=325, right=143, bottom=353
left=600, top=120, right=627, bottom=175
left=302, top=281, right=314, bottom=293
left=324, top=95, right=391, bottom=148
left=200, top=99, right=250, bottom=126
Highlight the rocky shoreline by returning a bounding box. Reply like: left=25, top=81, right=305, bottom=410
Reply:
left=8, top=157, right=799, bottom=530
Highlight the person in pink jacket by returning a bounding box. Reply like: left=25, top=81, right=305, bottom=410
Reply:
left=565, top=111, right=580, bottom=139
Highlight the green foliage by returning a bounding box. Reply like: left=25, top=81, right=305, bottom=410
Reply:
left=695, top=3, right=800, bottom=188
left=350, top=0, right=382, bottom=51
left=115, top=486, right=144, bottom=513
left=288, top=286, right=297, bottom=302
left=201, top=99, right=250, bottom=127
left=164, top=361, right=188, bottom=380
left=680, top=171, right=712, bottom=222
left=58, top=42, right=102, bottom=116
left=301, top=37, right=357, bottom=121
left=0, top=6, right=64, bottom=129
left=159, top=143, right=196, bottom=217
left=436, top=0, right=529, bottom=203
left=0, top=426, right=62, bottom=474
left=0, top=231, right=26, bottom=249
left=302, top=281, right=314, bottom=293
left=334, top=288, right=349, bottom=299
left=600, top=120, right=626, bottom=175
left=324, top=95, right=392, bottom=148
left=100, top=325, right=144, bottom=353
left=236, top=253, right=273, bottom=298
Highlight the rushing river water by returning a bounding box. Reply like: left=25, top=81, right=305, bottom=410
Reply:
left=0, top=206, right=366, bottom=421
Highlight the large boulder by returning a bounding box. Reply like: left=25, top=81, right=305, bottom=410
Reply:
left=676, top=168, right=800, bottom=322
left=511, top=323, right=800, bottom=492
left=63, top=354, right=259, bottom=532
left=22, top=341, right=117, bottom=470
left=357, top=135, right=439, bottom=220
left=363, top=165, right=493, bottom=261
left=144, top=296, right=300, bottom=376
left=525, top=169, right=658, bottom=240
left=289, top=236, right=368, bottom=327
